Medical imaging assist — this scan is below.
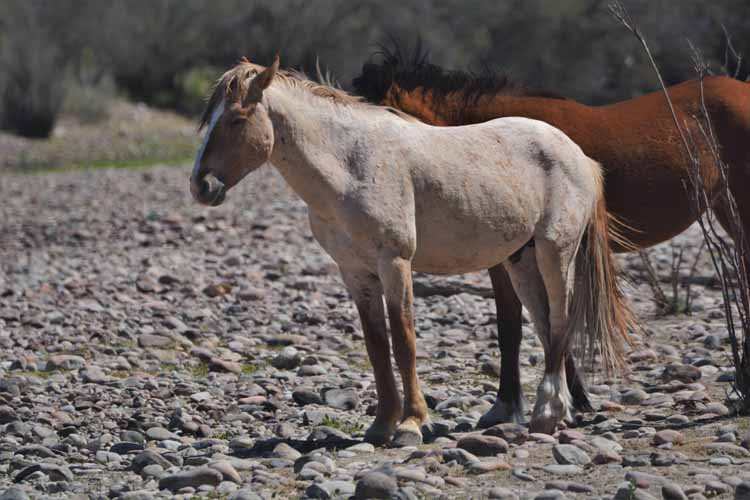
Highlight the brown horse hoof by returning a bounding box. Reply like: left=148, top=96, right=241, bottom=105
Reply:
left=477, top=398, right=529, bottom=428
left=391, top=420, right=423, bottom=447
left=363, top=421, right=396, bottom=446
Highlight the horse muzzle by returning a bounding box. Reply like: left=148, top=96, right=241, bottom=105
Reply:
left=191, top=173, right=226, bottom=207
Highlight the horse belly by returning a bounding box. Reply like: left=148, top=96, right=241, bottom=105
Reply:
left=410, top=208, right=536, bottom=275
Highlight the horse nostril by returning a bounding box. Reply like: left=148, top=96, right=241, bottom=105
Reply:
left=192, top=173, right=226, bottom=206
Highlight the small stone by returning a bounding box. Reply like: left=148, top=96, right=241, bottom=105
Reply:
left=662, top=363, right=701, bottom=383
left=552, top=444, right=591, bottom=466
left=271, top=347, right=301, bottom=370
left=141, top=464, right=165, bottom=479
left=272, top=442, right=302, bottom=461
left=535, top=490, right=567, bottom=500
left=292, top=387, right=323, bottom=406
left=662, top=483, right=688, bottom=500
left=158, top=467, right=223, bottom=492
left=650, top=452, right=674, bottom=466
left=323, top=388, right=358, bottom=410
left=307, top=480, right=356, bottom=499
left=705, top=481, right=731, bottom=496
left=489, top=487, right=519, bottom=500
left=46, top=354, right=86, bottom=371
left=209, top=460, right=242, bottom=484
left=0, top=406, right=19, bottom=424
left=457, top=434, right=509, bottom=456
left=653, top=430, right=684, bottom=446
left=355, top=471, right=398, bottom=499
left=209, top=357, right=242, bottom=374
left=443, top=447, right=481, bottom=466
left=138, top=334, right=173, bottom=348
left=542, top=464, right=583, bottom=476
left=625, top=471, right=669, bottom=488
left=736, top=481, right=750, bottom=500
left=483, top=423, right=528, bottom=445
left=146, top=427, right=178, bottom=441
left=229, top=490, right=263, bottom=500
left=620, top=388, right=649, bottom=405
left=558, top=430, right=585, bottom=444
left=132, top=449, right=173, bottom=473
left=468, top=459, right=512, bottom=474
left=14, top=463, right=73, bottom=483
left=0, top=487, right=30, bottom=500
left=593, top=449, right=622, bottom=464
left=347, top=442, right=375, bottom=454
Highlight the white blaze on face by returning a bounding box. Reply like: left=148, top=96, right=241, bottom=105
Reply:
left=192, top=99, right=225, bottom=182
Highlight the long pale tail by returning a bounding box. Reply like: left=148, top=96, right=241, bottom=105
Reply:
left=567, top=161, right=638, bottom=375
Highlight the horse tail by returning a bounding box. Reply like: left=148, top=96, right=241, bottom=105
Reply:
left=567, top=160, right=638, bottom=376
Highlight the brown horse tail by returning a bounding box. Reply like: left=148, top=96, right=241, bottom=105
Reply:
left=567, top=160, right=638, bottom=376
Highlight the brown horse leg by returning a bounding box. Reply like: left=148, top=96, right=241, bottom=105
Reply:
left=478, top=265, right=591, bottom=428
left=566, top=356, right=593, bottom=413
left=478, top=265, right=528, bottom=427
left=378, top=255, right=429, bottom=447
left=342, top=270, right=401, bottom=446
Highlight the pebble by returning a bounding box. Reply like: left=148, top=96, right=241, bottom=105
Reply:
left=307, top=480, right=356, bottom=499
left=457, top=434, right=509, bottom=456
left=323, top=387, right=359, bottom=410
left=552, top=444, right=591, bottom=466
left=355, top=471, right=398, bottom=499
left=158, top=467, right=223, bottom=492
left=654, top=430, right=684, bottom=446
left=0, top=165, right=741, bottom=499
left=483, top=423, right=528, bottom=444
left=489, top=487, right=519, bottom=500
left=662, top=483, right=688, bottom=500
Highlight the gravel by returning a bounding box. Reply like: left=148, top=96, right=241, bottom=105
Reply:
left=0, top=164, right=743, bottom=498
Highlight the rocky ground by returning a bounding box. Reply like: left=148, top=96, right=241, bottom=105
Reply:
left=0, top=164, right=748, bottom=499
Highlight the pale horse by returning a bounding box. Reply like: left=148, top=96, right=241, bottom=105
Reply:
left=189, top=56, right=635, bottom=446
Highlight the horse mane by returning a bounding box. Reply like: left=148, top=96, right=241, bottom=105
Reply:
left=200, top=59, right=417, bottom=130
left=352, top=40, right=567, bottom=105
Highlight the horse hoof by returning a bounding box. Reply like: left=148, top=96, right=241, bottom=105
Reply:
left=477, top=400, right=528, bottom=428
left=363, top=422, right=396, bottom=447
left=391, top=421, right=423, bottom=447
left=529, top=405, right=561, bottom=435
left=529, top=417, right=557, bottom=435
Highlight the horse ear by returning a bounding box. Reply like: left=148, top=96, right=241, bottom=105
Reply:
left=245, top=55, right=280, bottom=105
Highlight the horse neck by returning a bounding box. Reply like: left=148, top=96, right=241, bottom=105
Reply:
left=264, top=85, right=357, bottom=217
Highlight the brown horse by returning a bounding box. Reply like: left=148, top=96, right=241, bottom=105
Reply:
left=353, top=46, right=750, bottom=426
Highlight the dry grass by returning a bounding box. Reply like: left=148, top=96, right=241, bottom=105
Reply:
left=0, top=98, right=198, bottom=171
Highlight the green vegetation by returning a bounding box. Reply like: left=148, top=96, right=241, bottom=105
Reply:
left=190, top=361, right=210, bottom=377
left=241, top=363, right=260, bottom=375
left=321, top=414, right=365, bottom=435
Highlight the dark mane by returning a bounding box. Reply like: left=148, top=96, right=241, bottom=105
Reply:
left=352, top=40, right=567, bottom=105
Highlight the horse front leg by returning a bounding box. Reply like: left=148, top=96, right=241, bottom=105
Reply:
left=341, top=270, right=402, bottom=446
left=378, top=254, right=429, bottom=447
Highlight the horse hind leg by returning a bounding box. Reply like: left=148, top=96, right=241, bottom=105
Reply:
left=507, top=237, right=579, bottom=434
left=478, top=264, right=529, bottom=428
left=503, top=246, right=572, bottom=434
left=531, top=237, right=583, bottom=433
